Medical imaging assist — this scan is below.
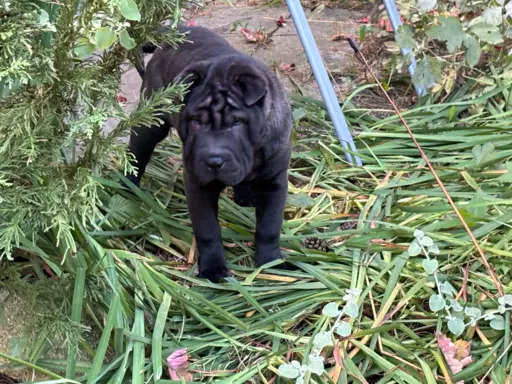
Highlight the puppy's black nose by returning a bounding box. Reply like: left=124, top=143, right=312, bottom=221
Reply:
left=206, top=156, right=225, bottom=170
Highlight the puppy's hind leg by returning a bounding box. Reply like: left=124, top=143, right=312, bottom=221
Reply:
left=233, top=184, right=255, bottom=207
left=253, top=171, right=288, bottom=266
left=125, top=117, right=171, bottom=187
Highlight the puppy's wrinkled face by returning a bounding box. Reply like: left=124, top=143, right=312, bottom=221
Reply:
left=176, top=58, right=268, bottom=186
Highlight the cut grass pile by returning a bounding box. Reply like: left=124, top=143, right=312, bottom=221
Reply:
left=1, top=80, right=512, bottom=383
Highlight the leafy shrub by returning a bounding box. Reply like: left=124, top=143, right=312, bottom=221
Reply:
left=374, top=0, right=512, bottom=94
left=0, top=0, right=185, bottom=262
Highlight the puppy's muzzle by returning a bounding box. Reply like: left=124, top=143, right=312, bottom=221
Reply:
left=206, top=156, right=225, bottom=171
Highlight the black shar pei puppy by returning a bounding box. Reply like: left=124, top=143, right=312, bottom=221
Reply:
left=126, top=25, right=292, bottom=282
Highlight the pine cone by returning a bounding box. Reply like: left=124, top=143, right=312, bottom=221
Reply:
left=305, top=237, right=330, bottom=252
left=338, top=221, right=357, bottom=231
left=0, top=373, right=21, bottom=384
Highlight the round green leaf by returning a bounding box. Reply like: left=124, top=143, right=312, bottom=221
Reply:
left=322, top=302, right=340, bottom=318
left=335, top=321, right=352, bottom=337
left=429, top=294, right=445, bottom=312
left=414, top=229, right=424, bottom=239
left=96, top=27, right=117, bottom=50
left=118, top=0, right=141, bottom=21
left=440, top=282, right=455, bottom=297
left=463, top=34, right=481, bottom=68
left=39, top=9, right=50, bottom=25
left=308, top=354, right=324, bottom=376
left=448, top=317, right=465, bottom=336
left=420, top=236, right=433, bottom=247
left=408, top=241, right=422, bottom=256
left=482, top=6, right=502, bottom=26
left=278, top=363, right=300, bottom=379
left=346, top=288, right=362, bottom=297
left=296, top=377, right=304, bottom=384
left=418, top=0, right=436, bottom=14
left=74, top=38, right=95, bottom=58
left=498, top=295, right=512, bottom=306
left=429, top=243, right=440, bottom=254
left=343, top=301, right=359, bottom=319
left=396, top=25, right=416, bottom=50
left=422, top=259, right=438, bottom=275
left=313, top=331, right=333, bottom=350
left=449, top=299, right=463, bottom=312
left=464, top=306, right=481, bottom=319
left=119, top=29, right=136, bottom=49
left=490, top=314, right=505, bottom=331
left=470, top=23, right=503, bottom=45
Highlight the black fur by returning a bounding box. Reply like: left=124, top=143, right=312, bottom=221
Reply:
left=127, top=25, right=292, bottom=282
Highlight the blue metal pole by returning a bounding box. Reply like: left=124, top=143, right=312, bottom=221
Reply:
left=382, top=0, right=427, bottom=97
left=285, top=0, right=362, bottom=166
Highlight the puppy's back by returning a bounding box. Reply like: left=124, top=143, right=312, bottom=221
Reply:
left=143, top=26, right=238, bottom=91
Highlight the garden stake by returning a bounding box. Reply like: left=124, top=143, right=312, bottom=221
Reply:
left=346, top=37, right=504, bottom=297
left=285, top=0, right=362, bottom=166
left=382, top=0, right=427, bottom=97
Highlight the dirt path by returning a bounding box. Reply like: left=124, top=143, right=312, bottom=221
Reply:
left=110, top=1, right=368, bottom=133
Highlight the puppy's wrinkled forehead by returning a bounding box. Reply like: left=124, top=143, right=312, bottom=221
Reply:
left=188, top=90, right=241, bottom=131
left=179, top=56, right=267, bottom=119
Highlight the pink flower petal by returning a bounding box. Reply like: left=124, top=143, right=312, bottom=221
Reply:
left=167, top=349, right=192, bottom=380
left=435, top=333, right=473, bottom=378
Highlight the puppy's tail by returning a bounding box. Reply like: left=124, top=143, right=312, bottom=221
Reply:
left=134, top=26, right=171, bottom=79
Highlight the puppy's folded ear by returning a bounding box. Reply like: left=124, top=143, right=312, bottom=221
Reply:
left=174, top=60, right=211, bottom=90
left=228, top=65, right=268, bottom=106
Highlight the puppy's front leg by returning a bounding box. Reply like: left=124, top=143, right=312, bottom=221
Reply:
left=184, top=176, right=231, bottom=282
left=253, top=171, right=288, bottom=266
left=126, top=117, right=171, bottom=186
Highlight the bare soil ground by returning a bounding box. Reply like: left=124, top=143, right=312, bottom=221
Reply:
left=107, top=1, right=370, bottom=133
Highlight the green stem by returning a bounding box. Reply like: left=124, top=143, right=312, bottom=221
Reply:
left=0, top=351, right=66, bottom=380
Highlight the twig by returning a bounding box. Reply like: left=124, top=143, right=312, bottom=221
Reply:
left=188, top=237, right=196, bottom=264
left=346, top=37, right=504, bottom=297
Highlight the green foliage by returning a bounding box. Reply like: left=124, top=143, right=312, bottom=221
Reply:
left=393, top=0, right=512, bottom=94
left=412, top=56, right=441, bottom=90
left=278, top=289, right=361, bottom=383
left=1, top=83, right=512, bottom=381
left=410, top=229, right=512, bottom=336
left=426, top=16, right=465, bottom=53
left=0, top=0, right=186, bottom=261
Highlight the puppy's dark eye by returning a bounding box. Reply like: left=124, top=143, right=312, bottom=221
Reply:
left=232, top=119, right=243, bottom=127
left=189, top=119, right=201, bottom=130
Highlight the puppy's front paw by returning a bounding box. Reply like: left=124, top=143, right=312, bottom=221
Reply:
left=120, top=174, right=141, bottom=191
left=198, top=263, right=232, bottom=283
left=256, top=247, right=297, bottom=271
left=255, top=246, right=283, bottom=266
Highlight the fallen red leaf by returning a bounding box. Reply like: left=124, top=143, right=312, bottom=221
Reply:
left=187, top=19, right=196, bottom=26
left=358, top=16, right=370, bottom=23
left=277, top=15, right=286, bottom=27
left=240, top=27, right=266, bottom=43
left=116, top=95, right=127, bottom=103
left=377, top=17, right=395, bottom=32
left=278, top=63, right=296, bottom=72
